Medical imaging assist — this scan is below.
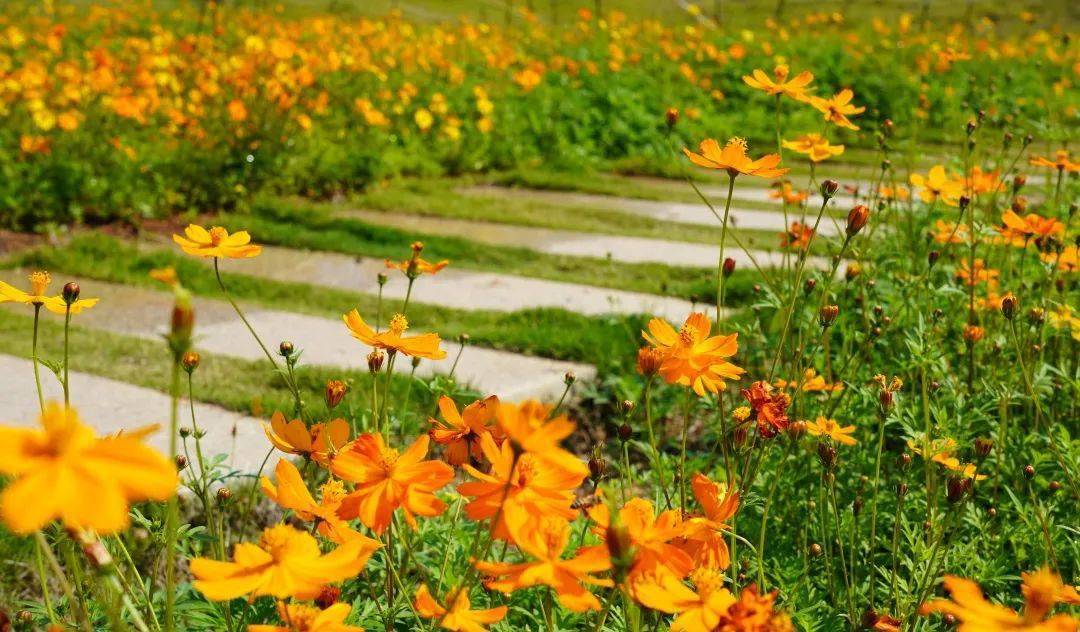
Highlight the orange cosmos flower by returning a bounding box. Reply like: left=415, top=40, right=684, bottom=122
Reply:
left=769, top=182, right=809, bottom=205
left=414, top=584, right=509, bottom=631
left=588, top=498, right=693, bottom=579
left=910, top=166, right=964, bottom=206
left=879, top=185, right=910, bottom=201
left=457, top=433, right=582, bottom=540
left=740, top=381, right=791, bottom=439
left=919, top=568, right=1079, bottom=631
left=476, top=516, right=613, bottom=612
left=0, top=271, right=98, bottom=315
left=718, top=584, right=794, bottom=631
left=773, top=368, right=843, bottom=392
left=495, top=399, right=589, bottom=478
left=191, top=523, right=379, bottom=601
left=680, top=474, right=739, bottom=570
left=805, top=416, right=857, bottom=446
left=0, top=404, right=177, bottom=534
left=632, top=568, right=737, bottom=632
left=933, top=220, right=969, bottom=244
left=779, top=221, right=814, bottom=250
left=782, top=133, right=844, bottom=162
left=955, top=259, right=1000, bottom=287
left=1029, top=150, right=1080, bottom=172
left=172, top=224, right=262, bottom=259
left=996, top=210, right=1065, bottom=247
left=330, top=433, right=453, bottom=534
left=683, top=138, right=788, bottom=179
left=248, top=602, right=364, bottom=632
left=428, top=395, right=502, bottom=466
left=642, top=312, right=744, bottom=397
left=1042, top=246, right=1077, bottom=273
left=809, top=89, right=865, bottom=131
left=963, top=167, right=1004, bottom=195
left=742, top=65, right=814, bottom=100
left=343, top=311, right=447, bottom=360
left=261, top=459, right=377, bottom=545
left=385, top=241, right=449, bottom=277
left=264, top=412, right=350, bottom=466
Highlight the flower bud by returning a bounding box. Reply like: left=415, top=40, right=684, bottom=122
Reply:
left=216, top=487, right=232, bottom=503
left=898, top=453, right=912, bottom=470
left=788, top=420, right=807, bottom=439
left=279, top=341, right=294, bottom=357
left=636, top=347, right=663, bottom=376
left=1000, top=293, right=1018, bottom=320
left=817, top=443, right=837, bottom=470
left=62, top=281, right=80, bottom=305
left=722, top=257, right=736, bottom=277
left=564, top=371, right=577, bottom=386
left=962, top=324, right=984, bottom=345
left=897, top=482, right=909, bottom=497
left=367, top=350, right=385, bottom=373
left=966, top=119, right=977, bottom=135
left=458, top=332, right=471, bottom=344
left=316, top=586, right=341, bottom=609
left=974, top=438, right=993, bottom=458
left=846, top=205, right=870, bottom=237
left=620, top=400, right=636, bottom=415
left=821, top=179, right=840, bottom=198
left=377, top=272, right=388, bottom=286
left=588, top=445, right=606, bottom=481
left=665, top=107, right=679, bottom=128
left=175, top=454, right=188, bottom=469
left=820, top=305, right=839, bottom=328
left=325, top=379, right=347, bottom=410
left=179, top=427, right=191, bottom=438
left=618, top=423, right=633, bottom=442
left=1013, top=174, right=1026, bottom=191
left=1048, top=481, right=1062, bottom=494
left=809, top=543, right=823, bottom=557
left=947, top=477, right=971, bottom=504
left=181, top=351, right=200, bottom=373
left=1023, top=464, right=1035, bottom=479
left=958, top=195, right=970, bottom=210
left=1028, top=307, right=1045, bottom=325
left=804, top=278, right=817, bottom=294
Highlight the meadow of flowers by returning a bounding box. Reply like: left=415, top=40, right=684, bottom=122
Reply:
left=0, top=1, right=1078, bottom=631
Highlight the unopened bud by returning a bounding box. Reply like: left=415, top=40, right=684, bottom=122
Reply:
left=788, top=420, right=807, bottom=438
left=1023, top=464, right=1035, bottom=479
left=1028, top=307, right=1045, bottom=325
left=1048, top=481, right=1062, bottom=493
left=966, top=119, right=977, bottom=135
left=821, top=179, right=840, bottom=198
left=846, top=205, right=870, bottom=237
left=175, top=454, right=188, bottom=469
left=947, top=477, right=971, bottom=504
left=809, top=543, right=823, bottom=557
left=928, top=250, right=940, bottom=267
left=804, top=278, right=817, bottom=294
left=377, top=272, right=388, bottom=286
left=620, top=400, right=636, bottom=415
left=216, top=487, right=232, bottom=503
left=564, top=371, right=577, bottom=386
left=1000, top=293, right=1018, bottom=320
left=898, top=453, right=912, bottom=469
left=62, top=282, right=80, bottom=305
left=618, top=423, right=633, bottom=441
left=665, top=107, right=679, bottom=128
left=279, top=341, right=294, bottom=357
left=820, top=305, right=839, bottom=328
left=325, top=379, right=347, bottom=410
left=722, top=257, right=736, bottom=277
left=974, top=438, right=993, bottom=458
left=367, top=350, right=385, bottom=373
left=897, top=482, right=909, bottom=497
left=958, top=195, right=970, bottom=210
left=817, top=443, right=837, bottom=470
left=316, top=586, right=341, bottom=609
left=1013, top=174, right=1026, bottom=190
left=181, top=351, right=200, bottom=373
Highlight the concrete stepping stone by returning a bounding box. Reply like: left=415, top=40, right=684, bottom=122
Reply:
left=241, top=245, right=705, bottom=324
left=0, top=276, right=594, bottom=401
left=337, top=208, right=830, bottom=271
left=460, top=185, right=843, bottom=235
left=0, top=354, right=270, bottom=473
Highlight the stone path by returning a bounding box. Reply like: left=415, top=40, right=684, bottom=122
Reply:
left=338, top=209, right=830, bottom=271
left=236, top=244, right=704, bottom=323
left=0, top=354, right=270, bottom=472
left=461, top=185, right=845, bottom=235
left=0, top=275, right=595, bottom=401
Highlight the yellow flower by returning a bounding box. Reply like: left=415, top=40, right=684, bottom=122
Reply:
left=805, top=416, right=857, bottom=446
left=742, top=64, right=814, bottom=101
left=249, top=602, right=364, bottom=632
left=920, top=568, right=1079, bottom=630
left=343, top=310, right=447, bottom=360
left=0, top=404, right=177, bottom=534
left=414, top=584, right=508, bottom=631
left=414, top=108, right=434, bottom=131
left=0, top=271, right=98, bottom=314
left=683, top=137, right=788, bottom=179
left=783, top=133, right=844, bottom=162
left=172, top=224, right=262, bottom=259
left=809, top=89, right=865, bottom=130
left=910, top=166, right=964, bottom=206
left=642, top=312, right=745, bottom=396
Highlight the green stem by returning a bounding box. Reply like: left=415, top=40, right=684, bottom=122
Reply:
left=32, top=304, right=45, bottom=413
left=164, top=359, right=181, bottom=632
left=63, top=305, right=71, bottom=407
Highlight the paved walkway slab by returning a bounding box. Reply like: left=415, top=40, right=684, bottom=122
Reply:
left=0, top=275, right=595, bottom=401
left=240, top=244, right=703, bottom=324
left=0, top=354, right=270, bottom=472
left=461, top=185, right=844, bottom=235
left=338, top=209, right=829, bottom=271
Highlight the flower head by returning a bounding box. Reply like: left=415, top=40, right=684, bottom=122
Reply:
left=343, top=310, right=447, bottom=360
left=683, top=138, right=788, bottom=179
left=919, top=568, right=1079, bottom=630
left=642, top=312, right=744, bottom=396
left=0, top=403, right=176, bottom=534
left=588, top=498, right=693, bottom=579
left=191, top=523, right=379, bottom=601
left=805, top=416, right=857, bottom=446
left=264, top=412, right=350, bottom=466
left=742, top=65, right=814, bottom=101
left=172, top=224, right=262, bottom=259
left=680, top=473, right=740, bottom=570
left=261, top=459, right=378, bottom=544
left=428, top=395, right=502, bottom=466
left=740, top=381, right=791, bottom=439
left=996, top=210, right=1065, bottom=247
left=414, top=584, right=508, bottom=631
left=809, top=89, right=865, bottom=130
left=910, top=166, right=964, bottom=206
left=330, top=433, right=454, bottom=534
left=495, top=400, right=588, bottom=478
left=633, top=568, right=737, bottom=632
left=248, top=602, right=364, bottom=632
left=779, top=222, right=814, bottom=250
left=0, top=271, right=98, bottom=314
left=783, top=133, right=844, bottom=162
left=386, top=242, right=449, bottom=277
left=1029, top=150, right=1079, bottom=172
left=769, top=182, right=810, bottom=205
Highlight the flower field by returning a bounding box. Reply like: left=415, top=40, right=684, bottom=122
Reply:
left=0, top=1, right=1077, bottom=631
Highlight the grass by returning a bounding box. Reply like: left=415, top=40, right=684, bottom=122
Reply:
left=9, top=233, right=661, bottom=368
left=242, top=196, right=762, bottom=306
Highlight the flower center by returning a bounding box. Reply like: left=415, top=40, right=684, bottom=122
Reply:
left=209, top=226, right=229, bottom=245
left=378, top=447, right=400, bottom=472
left=258, top=524, right=296, bottom=560
left=29, top=270, right=51, bottom=296
left=389, top=314, right=409, bottom=335
left=320, top=479, right=347, bottom=504
left=513, top=456, right=537, bottom=488
left=725, top=137, right=748, bottom=152
left=678, top=324, right=696, bottom=345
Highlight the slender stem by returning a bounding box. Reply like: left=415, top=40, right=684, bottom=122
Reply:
left=642, top=378, right=673, bottom=508
left=866, top=409, right=888, bottom=609
left=715, top=173, right=737, bottom=327
left=164, top=359, right=181, bottom=632
left=34, top=535, right=59, bottom=624
left=63, top=305, right=71, bottom=407
left=32, top=304, right=45, bottom=413
left=35, top=531, right=88, bottom=632
left=828, top=475, right=856, bottom=623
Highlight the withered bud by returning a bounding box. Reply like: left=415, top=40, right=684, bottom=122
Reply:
left=1013, top=174, right=1026, bottom=190
left=846, top=205, right=870, bottom=237
left=820, top=305, right=839, bottom=328
left=62, top=282, right=80, bottom=305
left=588, top=446, right=606, bottom=481
left=947, top=477, right=971, bottom=504
left=974, top=437, right=994, bottom=458
left=175, top=454, right=188, bottom=469
left=279, top=341, right=294, bottom=357
left=367, top=350, right=385, bottom=373
left=316, top=586, right=341, bottom=609
left=216, top=487, right=232, bottom=503
left=928, top=250, right=941, bottom=267
left=1028, top=307, right=1045, bottom=325
left=325, top=379, right=347, bottom=410
left=958, top=195, right=971, bottom=210
left=1000, top=293, right=1018, bottom=320
left=181, top=351, right=200, bottom=373
left=564, top=371, right=577, bottom=386
left=665, top=107, right=679, bottom=128
left=897, top=482, right=909, bottom=497
left=377, top=272, right=388, bottom=286
left=879, top=390, right=895, bottom=411
left=458, top=332, right=471, bottom=344
left=809, top=543, right=823, bottom=557
left=821, top=179, right=840, bottom=198
left=817, top=443, right=837, bottom=470
left=1023, top=464, right=1035, bottom=479
left=722, top=257, right=736, bottom=277
left=618, top=423, right=633, bottom=442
